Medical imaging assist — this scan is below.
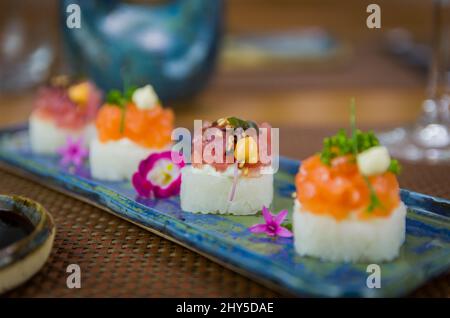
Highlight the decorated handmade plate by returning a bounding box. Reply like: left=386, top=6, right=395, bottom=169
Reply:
left=0, top=124, right=449, bottom=297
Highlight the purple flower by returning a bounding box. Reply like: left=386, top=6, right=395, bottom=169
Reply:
left=132, top=151, right=185, bottom=199
left=57, top=136, right=88, bottom=168
left=248, top=206, right=293, bottom=238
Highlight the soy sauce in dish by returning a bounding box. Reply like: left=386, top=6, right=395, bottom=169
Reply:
left=0, top=210, right=34, bottom=249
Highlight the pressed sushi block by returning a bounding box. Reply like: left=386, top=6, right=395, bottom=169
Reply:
left=90, top=85, right=174, bottom=181
left=29, top=76, right=102, bottom=154
left=294, top=129, right=406, bottom=262
left=180, top=117, right=274, bottom=215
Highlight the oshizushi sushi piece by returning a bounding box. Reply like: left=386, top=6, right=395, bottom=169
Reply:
left=90, top=84, right=174, bottom=181
left=29, top=76, right=102, bottom=154
left=293, top=129, right=406, bottom=262
left=180, top=117, right=274, bottom=215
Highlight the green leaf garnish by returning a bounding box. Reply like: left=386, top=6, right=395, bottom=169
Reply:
left=105, top=87, right=136, bottom=134
left=226, top=117, right=259, bottom=133
left=227, top=117, right=249, bottom=129
left=350, top=97, right=357, bottom=157
left=319, top=98, right=380, bottom=166
left=364, top=176, right=384, bottom=212
left=320, top=98, right=401, bottom=213
left=106, top=89, right=124, bottom=105
left=283, top=222, right=293, bottom=231
left=124, top=85, right=137, bottom=101
left=319, top=128, right=380, bottom=166
left=246, top=120, right=259, bottom=134
left=388, top=159, right=401, bottom=175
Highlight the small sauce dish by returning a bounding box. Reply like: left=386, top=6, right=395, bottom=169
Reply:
left=0, top=195, right=55, bottom=294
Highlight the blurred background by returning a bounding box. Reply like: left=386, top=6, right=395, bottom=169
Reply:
left=1, top=1, right=449, bottom=299
left=0, top=0, right=449, bottom=175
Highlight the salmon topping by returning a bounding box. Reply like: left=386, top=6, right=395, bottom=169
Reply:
left=96, top=103, right=174, bottom=149
left=296, top=154, right=400, bottom=220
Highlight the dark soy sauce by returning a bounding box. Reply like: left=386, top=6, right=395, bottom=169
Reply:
left=0, top=210, right=34, bottom=249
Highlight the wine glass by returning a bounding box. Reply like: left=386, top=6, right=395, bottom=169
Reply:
left=377, top=0, right=450, bottom=163
left=0, top=1, right=55, bottom=92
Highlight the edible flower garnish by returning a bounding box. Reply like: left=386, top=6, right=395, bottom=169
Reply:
left=132, top=151, right=185, bottom=199
left=249, top=206, right=293, bottom=238
left=57, top=136, right=88, bottom=168
left=106, top=86, right=137, bottom=133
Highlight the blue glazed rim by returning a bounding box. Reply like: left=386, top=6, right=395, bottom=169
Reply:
left=0, top=195, right=55, bottom=270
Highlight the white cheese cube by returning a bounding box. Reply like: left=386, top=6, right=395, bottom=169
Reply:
left=357, top=146, right=391, bottom=176
left=132, top=85, right=158, bottom=110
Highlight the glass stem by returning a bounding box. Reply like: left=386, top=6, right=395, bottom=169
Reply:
left=422, top=0, right=447, bottom=123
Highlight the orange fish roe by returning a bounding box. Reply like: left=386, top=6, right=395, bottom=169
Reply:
left=96, top=103, right=174, bottom=149
left=296, top=154, right=400, bottom=220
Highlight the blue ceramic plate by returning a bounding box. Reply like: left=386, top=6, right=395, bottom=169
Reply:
left=0, top=125, right=449, bottom=297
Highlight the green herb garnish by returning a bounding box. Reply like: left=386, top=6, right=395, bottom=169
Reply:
left=283, top=222, right=293, bottom=231
left=106, top=86, right=137, bottom=134
left=350, top=97, right=357, bottom=154
left=364, top=176, right=384, bottom=212
left=388, top=159, right=401, bottom=175
left=106, top=89, right=123, bottom=105
left=319, top=129, right=379, bottom=165
left=227, top=117, right=247, bottom=128
left=224, top=117, right=259, bottom=133
left=246, top=120, right=259, bottom=134
left=124, top=85, right=137, bottom=101
left=320, top=98, right=402, bottom=213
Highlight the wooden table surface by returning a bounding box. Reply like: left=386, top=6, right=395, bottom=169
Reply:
left=0, top=0, right=435, bottom=129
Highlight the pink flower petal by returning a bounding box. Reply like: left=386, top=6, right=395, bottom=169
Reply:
left=152, top=174, right=182, bottom=198
left=132, top=172, right=153, bottom=198
left=78, top=147, right=88, bottom=158
left=274, top=209, right=289, bottom=225
left=276, top=226, right=293, bottom=238
left=73, top=156, right=83, bottom=167
left=60, top=155, right=71, bottom=166
left=261, top=206, right=273, bottom=224
left=57, top=136, right=88, bottom=169
left=73, top=137, right=83, bottom=147
left=138, top=155, right=157, bottom=176
left=248, top=224, right=268, bottom=234
left=133, top=151, right=184, bottom=198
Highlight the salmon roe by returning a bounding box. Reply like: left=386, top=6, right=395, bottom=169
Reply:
left=96, top=103, right=174, bottom=149
left=295, top=154, right=400, bottom=220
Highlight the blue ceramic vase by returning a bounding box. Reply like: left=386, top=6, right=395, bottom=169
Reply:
left=60, top=0, right=223, bottom=102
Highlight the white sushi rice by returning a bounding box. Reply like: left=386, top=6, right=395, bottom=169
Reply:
left=180, top=165, right=273, bottom=215
left=293, top=200, right=407, bottom=262
left=89, top=138, right=167, bottom=181
left=29, top=113, right=96, bottom=155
